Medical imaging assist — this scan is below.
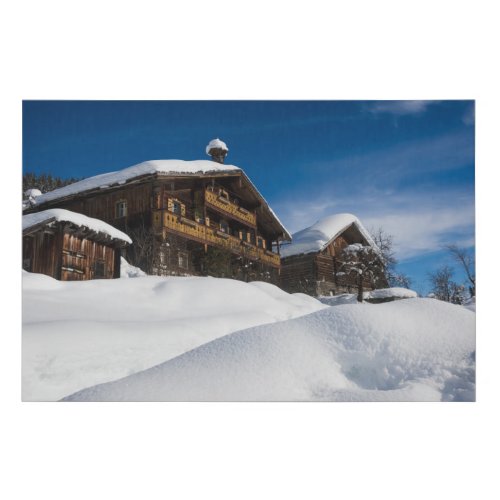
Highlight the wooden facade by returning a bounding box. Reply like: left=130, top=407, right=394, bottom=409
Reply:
left=23, top=219, right=128, bottom=281
left=25, top=169, right=289, bottom=284
left=280, top=223, right=387, bottom=296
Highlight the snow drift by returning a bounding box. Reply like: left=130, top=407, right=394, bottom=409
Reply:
left=63, top=298, right=475, bottom=402
left=22, top=272, right=326, bottom=401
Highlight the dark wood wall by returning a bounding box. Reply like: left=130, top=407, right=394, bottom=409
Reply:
left=23, top=227, right=119, bottom=281
left=279, top=254, right=317, bottom=295
left=60, top=232, right=118, bottom=280
left=23, top=230, right=61, bottom=279
left=60, top=183, right=153, bottom=230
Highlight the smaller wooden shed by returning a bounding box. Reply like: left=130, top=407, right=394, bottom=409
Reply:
left=280, top=213, right=387, bottom=296
left=23, top=209, right=132, bottom=281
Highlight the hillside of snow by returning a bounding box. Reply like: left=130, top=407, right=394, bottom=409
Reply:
left=22, top=272, right=326, bottom=401
left=64, top=298, right=475, bottom=402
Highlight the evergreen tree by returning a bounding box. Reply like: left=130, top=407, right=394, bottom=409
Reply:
left=22, top=171, right=81, bottom=198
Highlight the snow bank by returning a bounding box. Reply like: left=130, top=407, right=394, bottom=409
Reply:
left=319, top=288, right=417, bottom=305
left=280, top=213, right=377, bottom=258
left=120, top=257, right=146, bottom=278
left=26, top=160, right=241, bottom=207
left=22, top=208, right=132, bottom=243
left=364, top=287, right=418, bottom=300
left=463, top=296, right=476, bottom=312
left=22, top=273, right=327, bottom=401
left=64, top=298, right=475, bottom=402
left=318, top=293, right=359, bottom=306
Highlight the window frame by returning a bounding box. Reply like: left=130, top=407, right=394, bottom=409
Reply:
left=115, top=200, right=128, bottom=218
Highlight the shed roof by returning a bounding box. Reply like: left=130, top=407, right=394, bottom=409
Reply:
left=22, top=209, right=132, bottom=244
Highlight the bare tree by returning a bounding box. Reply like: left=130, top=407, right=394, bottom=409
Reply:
left=124, top=220, right=156, bottom=274
left=371, top=227, right=396, bottom=269
left=390, top=272, right=412, bottom=289
left=370, top=227, right=412, bottom=289
left=428, top=265, right=456, bottom=302
left=445, top=244, right=475, bottom=297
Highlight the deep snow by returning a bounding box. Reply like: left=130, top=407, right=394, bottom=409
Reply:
left=23, top=270, right=475, bottom=403
left=365, top=287, right=418, bottom=299
left=22, top=271, right=326, bottom=401
left=64, top=298, right=475, bottom=402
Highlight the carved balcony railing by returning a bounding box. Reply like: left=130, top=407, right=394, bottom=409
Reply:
left=153, top=210, right=280, bottom=268
left=204, top=189, right=257, bottom=227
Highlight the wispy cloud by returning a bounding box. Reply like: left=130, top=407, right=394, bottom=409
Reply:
left=303, top=130, right=474, bottom=189
left=365, top=100, right=438, bottom=116
left=274, top=188, right=475, bottom=261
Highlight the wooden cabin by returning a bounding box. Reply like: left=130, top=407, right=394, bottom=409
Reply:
left=280, top=213, right=388, bottom=296
left=23, top=141, right=291, bottom=284
left=22, top=209, right=131, bottom=280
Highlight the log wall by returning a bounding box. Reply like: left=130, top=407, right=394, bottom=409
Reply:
left=23, top=226, right=120, bottom=281
left=280, top=254, right=317, bottom=295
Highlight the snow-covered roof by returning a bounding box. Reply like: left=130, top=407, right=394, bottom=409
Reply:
left=27, top=160, right=241, bottom=208
left=22, top=208, right=132, bottom=244
left=280, top=213, right=377, bottom=258
left=206, top=138, right=228, bottom=154
left=24, top=158, right=291, bottom=240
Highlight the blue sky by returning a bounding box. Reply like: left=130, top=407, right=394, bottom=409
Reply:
left=23, top=100, right=475, bottom=294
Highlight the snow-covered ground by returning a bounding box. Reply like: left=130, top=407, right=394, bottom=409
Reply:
left=364, top=287, right=418, bottom=300
left=22, top=271, right=326, bottom=401
left=63, top=298, right=475, bottom=402
left=23, top=271, right=475, bottom=402
left=318, top=287, right=418, bottom=306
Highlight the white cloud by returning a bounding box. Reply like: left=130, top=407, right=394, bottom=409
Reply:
left=275, top=189, right=475, bottom=261
left=361, top=205, right=475, bottom=259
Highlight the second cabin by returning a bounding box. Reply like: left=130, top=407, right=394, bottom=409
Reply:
left=280, top=213, right=388, bottom=297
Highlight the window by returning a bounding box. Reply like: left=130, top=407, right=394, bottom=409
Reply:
left=115, top=200, right=127, bottom=218
left=94, top=260, right=106, bottom=278
left=167, top=197, right=185, bottom=215
left=172, top=200, right=182, bottom=215
left=178, top=252, right=188, bottom=269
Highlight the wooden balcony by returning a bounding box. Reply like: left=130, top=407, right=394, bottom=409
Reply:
left=153, top=210, right=280, bottom=268
left=204, top=189, right=257, bottom=227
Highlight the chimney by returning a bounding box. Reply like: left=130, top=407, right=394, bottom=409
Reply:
left=206, top=138, right=229, bottom=164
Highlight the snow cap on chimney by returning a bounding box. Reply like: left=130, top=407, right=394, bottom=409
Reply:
left=206, top=138, right=228, bottom=164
